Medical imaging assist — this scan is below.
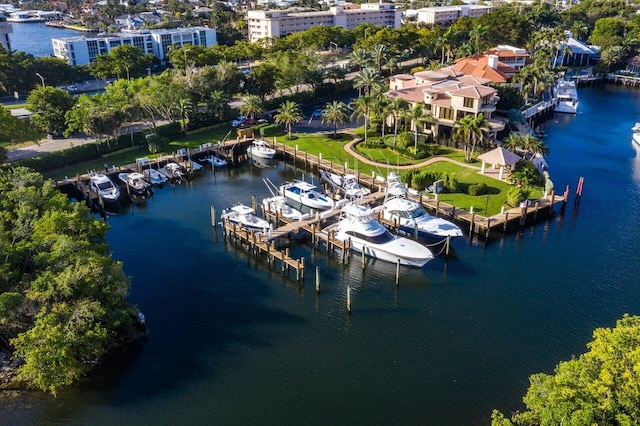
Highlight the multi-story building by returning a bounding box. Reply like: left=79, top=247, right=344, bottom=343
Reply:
left=449, top=54, right=518, bottom=84
left=483, top=45, right=530, bottom=70
left=0, top=13, right=11, bottom=51
left=247, top=3, right=401, bottom=42
left=386, top=70, right=505, bottom=139
left=52, top=27, right=217, bottom=66
left=416, top=5, right=491, bottom=26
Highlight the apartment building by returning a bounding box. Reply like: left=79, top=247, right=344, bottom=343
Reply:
left=416, top=5, right=491, bottom=26
left=386, top=70, right=505, bottom=139
left=52, top=27, right=217, bottom=66
left=247, top=3, right=401, bottom=42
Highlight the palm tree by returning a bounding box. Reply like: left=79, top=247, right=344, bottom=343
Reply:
left=274, top=100, right=302, bottom=139
left=453, top=113, right=489, bottom=162
left=389, top=98, right=407, bottom=146
left=403, top=103, right=434, bottom=154
left=177, top=98, right=192, bottom=132
left=503, top=133, right=523, bottom=153
left=350, top=95, right=374, bottom=144
left=207, top=90, right=229, bottom=120
left=321, top=101, right=349, bottom=137
left=352, top=67, right=382, bottom=97
left=369, top=44, right=388, bottom=73
left=349, top=48, right=370, bottom=71
left=520, top=135, right=548, bottom=160
left=469, top=24, right=489, bottom=54
left=240, top=94, right=264, bottom=120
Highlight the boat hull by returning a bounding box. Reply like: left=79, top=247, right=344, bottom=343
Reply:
left=633, top=132, right=640, bottom=147
left=337, top=233, right=432, bottom=267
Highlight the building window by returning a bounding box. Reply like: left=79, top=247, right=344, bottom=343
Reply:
left=439, top=107, right=454, bottom=120
left=463, top=97, right=474, bottom=108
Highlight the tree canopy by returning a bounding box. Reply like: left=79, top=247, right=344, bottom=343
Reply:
left=0, top=166, right=138, bottom=395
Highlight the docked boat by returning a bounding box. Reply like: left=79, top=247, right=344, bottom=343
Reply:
left=374, top=174, right=463, bottom=240
left=280, top=180, right=334, bottom=211
left=164, top=162, right=186, bottom=182
left=247, top=140, right=276, bottom=159
left=201, top=155, right=228, bottom=168
left=320, top=171, right=371, bottom=199
left=220, top=204, right=271, bottom=234
left=632, top=122, right=640, bottom=147
left=554, top=80, right=579, bottom=114
left=142, top=168, right=168, bottom=185
left=323, top=202, right=434, bottom=267
left=89, top=174, right=120, bottom=202
left=262, top=195, right=311, bottom=221
left=118, top=172, right=153, bottom=197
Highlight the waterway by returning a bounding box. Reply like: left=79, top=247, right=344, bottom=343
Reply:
left=8, top=22, right=80, bottom=56
left=2, top=84, right=640, bottom=425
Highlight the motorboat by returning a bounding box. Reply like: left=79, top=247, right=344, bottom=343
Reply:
left=554, top=80, right=579, bottom=114
left=262, top=195, right=311, bottom=221
left=163, top=162, right=186, bottom=182
left=374, top=174, right=463, bottom=240
left=247, top=140, right=276, bottom=159
left=632, top=122, right=640, bottom=147
left=220, top=204, right=271, bottom=234
left=320, top=170, right=371, bottom=199
left=280, top=180, right=334, bottom=211
left=323, top=202, right=434, bottom=267
left=201, top=155, right=228, bottom=168
left=118, top=172, right=153, bottom=197
left=89, top=174, right=120, bottom=202
left=142, top=168, right=168, bottom=185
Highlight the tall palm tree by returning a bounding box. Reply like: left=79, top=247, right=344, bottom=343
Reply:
left=469, top=24, right=489, bottom=54
left=274, top=100, right=302, bottom=139
left=369, top=44, right=388, bottom=73
left=321, top=101, right=349, bottom=137
left=240, top=94, right=264, bottom=120
left=352, top=67, right=382, bottom=97
left=350, top=95, right=374, bottom=144
left=178, top=98, right=192, bottom=132
left=349, top=48, right=370, bottom=72
left=453, top=113, right=489, bottom=162
left=207, top=90, right=229, bottom=120
left=521, top=135, right=548, bottom=160
left=503, top=133, right=523, bottom=153
left=403, top=103, right=434, bottom=154
left=389, top=98, right=407, bottom=146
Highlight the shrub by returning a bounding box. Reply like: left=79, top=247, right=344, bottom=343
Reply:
left=509, top=160, right=539, bottom=187
left=396, top=132, right=412, bottom=149
left=156, top=121, right=181, bottom=138
left=467, top=182, right=488, bottom=196
left=506, top=186, right=534, bottom=207
left=259, top=124, right=284, bottom=137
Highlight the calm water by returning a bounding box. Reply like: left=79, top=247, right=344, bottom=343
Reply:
left=2, top=85, right=640, bottom=425
left=8, top=22, right=80, bottom=56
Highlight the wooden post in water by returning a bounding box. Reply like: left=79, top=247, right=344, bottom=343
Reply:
left=252, top=195, right=257, bottom=211
left=315, top=266, right=320, bottom=294
left=574, top=177, right=584, bottom=207
left=414, top=222, right=419, bottom=240
left=210, top=205, right=216, bottom=226
left=395, top=260, right=400, bottom=286
left=361, top=246, right=366, bottom=269
left=503, top=211, right=509, bottom=232
left=485, top=218, right=491, bottom=238
left=300, top=257, right=305, bottom=279
left=347, top=286, right=351, bottom=313
left=435, top=200, right=440, bottom=217
left=534, top=201, right=539, bottom=220
left=549, top=190, right=555, bottom=214
left=445, top=235, right=451, bottom=259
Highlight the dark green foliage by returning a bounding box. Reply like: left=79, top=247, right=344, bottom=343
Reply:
left=156, top=122, right=182, bottom=138
left=0, top=167, right=136, bottom=395
left=506, top=186, right=532, bottom=207
left=259, top=124, right=285, bottom=137
left=509, top=160, right=539, bottom=187
left=467, top=182, right=489, bottom=196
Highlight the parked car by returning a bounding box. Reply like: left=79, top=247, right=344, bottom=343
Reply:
left=67, top=85, right=79, bottom=92
left=231, top=116, right=247, bottom=127
left=239, top=117, right=257, bottom=127
left=312, top=108, right=323, bottom=118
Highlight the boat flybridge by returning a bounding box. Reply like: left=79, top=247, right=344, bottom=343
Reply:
left=554, top=79, right=579, bottom=114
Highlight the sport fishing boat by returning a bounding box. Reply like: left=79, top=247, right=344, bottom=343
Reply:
left=554, top=79, right=579, bottom=114
left=374, top=173, right=463, bottom=240
left=280, top=180, right=334, bottom=211
left=323, top=202, right=434, bottom=267
left=220, top=204, right=271, bottom=234
left=320, top=170, right=371, bottom=199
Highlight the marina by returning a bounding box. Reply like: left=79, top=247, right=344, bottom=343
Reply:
left=4, top=85, right=640, bottom=425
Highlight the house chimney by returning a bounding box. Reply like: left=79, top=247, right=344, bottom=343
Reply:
left=487, top=54, right=498, bottom=70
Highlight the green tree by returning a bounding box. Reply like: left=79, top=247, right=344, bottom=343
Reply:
left=493, top=314, right=640, bottom=425
left=0, top=105, right=41, bottom=146
left=274, top=100, right=302, bottom=139
left=403, top=103, right=434, bottom=154
left=453, top=113, right=489, bottom=162
left=321, top=101, right=349, bottom=137
left=240, top=94, right=264, bottom=121
left=27, top=86, right=75, bottom=135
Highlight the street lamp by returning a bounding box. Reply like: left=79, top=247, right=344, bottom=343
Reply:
left=329, top=41, right=338, bottom=51
left=35, top=73, right=45, bottom=87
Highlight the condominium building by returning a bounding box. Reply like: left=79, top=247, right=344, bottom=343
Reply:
left=0, top=13, right=11, bottom=51
left=52, top=27, right=217, bottom=66
left=483, top=45, right=530, bottom=70
left=247, top=3, right=402, bottom=42
left=386, top=70, right=505, bottom=139
left=416, top=5, right=491, bottom=26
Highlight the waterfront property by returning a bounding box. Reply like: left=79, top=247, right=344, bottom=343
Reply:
left=415, top=4, right=491, bottom=26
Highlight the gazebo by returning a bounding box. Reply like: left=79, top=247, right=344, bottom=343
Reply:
left=478, top=147, right=521, bottom=180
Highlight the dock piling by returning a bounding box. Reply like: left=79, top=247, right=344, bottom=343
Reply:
left=315, top=266, right=320, bottom=294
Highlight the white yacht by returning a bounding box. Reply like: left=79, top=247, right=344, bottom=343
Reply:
left=280, top=180, right=334, bottom=211
left=201, top=155, right=227, bottom=168
left=374, top=174, right=463, bottom=240
left=89, top=174, right=120, bottom=202
left=320, top=171, right=370, bottom=199
left=143, top=168, right=168, bottom=185
left=164, top=162, right=186, bottom=182
left=118, top=172, right=153, bottom=197
left=554, top=80, right=579, bottom=114
left=632, top=123, right=640, bottom=147
left=220, top=204, right=271, bottom=234
left=247, top=140, right=276, bottom=159
left=323, top=202, right=434, bottom=267
left=262, top=195, right=311, bottom=221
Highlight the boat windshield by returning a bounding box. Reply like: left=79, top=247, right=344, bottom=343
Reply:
left=346, top=230, right=394, bottom=244
left=408, top=205, right=428, bottom=219
left=97, top=182, right=112, bottom=190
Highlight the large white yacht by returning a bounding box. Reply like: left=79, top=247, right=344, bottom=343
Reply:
left=89, top=174, right=120, bottom=202
left=323, top=202, right=434, bottom=268
left=554, top=80, right=579, bottom=114
left=374, top=174, right=463, bottom=240
left=280, top=180, right=334, bottom=211
left=247, top=140, right=276, bottom=159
